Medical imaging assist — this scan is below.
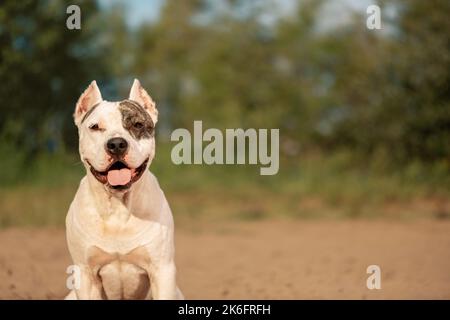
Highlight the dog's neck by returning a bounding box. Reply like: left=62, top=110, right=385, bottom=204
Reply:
left=86, top=170, right=148, bottom=223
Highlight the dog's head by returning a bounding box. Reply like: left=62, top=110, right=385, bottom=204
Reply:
left=74, top=79, right=158, bottom=192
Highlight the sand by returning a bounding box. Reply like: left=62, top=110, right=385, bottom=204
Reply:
left=0, top=219, right=449, bottom=299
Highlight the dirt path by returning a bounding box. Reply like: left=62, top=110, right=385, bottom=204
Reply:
left=0, top=219, right=449, bottom=299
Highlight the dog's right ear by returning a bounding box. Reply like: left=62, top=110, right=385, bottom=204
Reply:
left=74, top=81, right=103, bottom=126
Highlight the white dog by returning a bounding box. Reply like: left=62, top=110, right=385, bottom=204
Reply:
left=65, top=79, right=183, bottom=300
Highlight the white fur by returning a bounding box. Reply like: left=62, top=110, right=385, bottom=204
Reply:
left=65, top=80, right=183, bottom=300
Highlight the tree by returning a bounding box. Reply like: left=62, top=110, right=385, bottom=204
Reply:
left=318, top=0, right=450, bottom=163
left=0, top=0, right=106, bottom=154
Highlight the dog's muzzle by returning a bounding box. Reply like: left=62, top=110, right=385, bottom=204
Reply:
left=88, top=158, right=149, bottom=190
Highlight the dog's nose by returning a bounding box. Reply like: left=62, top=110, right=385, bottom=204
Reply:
left=106, top=137, right=128, bottom=156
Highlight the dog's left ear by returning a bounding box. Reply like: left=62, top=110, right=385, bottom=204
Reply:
left=129, top=79, right=158, bottom=124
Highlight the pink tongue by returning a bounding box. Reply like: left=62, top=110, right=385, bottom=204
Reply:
left=107, top=169, right=132, bottom=186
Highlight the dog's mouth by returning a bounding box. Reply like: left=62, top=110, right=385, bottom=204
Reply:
left=88, top=158, right=149, bottom=190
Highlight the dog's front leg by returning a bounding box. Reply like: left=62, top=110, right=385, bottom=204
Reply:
left=150, top=262, right=179, bottom=300
left=74, top=265, right=103, bottom=300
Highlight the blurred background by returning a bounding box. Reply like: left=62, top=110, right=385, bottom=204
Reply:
left=1, top=0, right=449, bottom=227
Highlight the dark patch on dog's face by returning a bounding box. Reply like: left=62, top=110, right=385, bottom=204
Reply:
left=118, top=100, right=154, bottom=140
left=80, top=102, right=100, bottom=124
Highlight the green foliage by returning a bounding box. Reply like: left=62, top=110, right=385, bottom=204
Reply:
left=0, top=0, right=449, bottom=226
left=2, top=0, right=448, bottom=163
left=320, top=0, right=450, bottom=162
left=1, top=145, right=449, bottom=228
left=129, top=0, right=449, bottom=164
left=0, top=0, right=106, bottom=154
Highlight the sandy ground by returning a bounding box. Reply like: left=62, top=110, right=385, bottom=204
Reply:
left=0, top=219, right=449, bottom=299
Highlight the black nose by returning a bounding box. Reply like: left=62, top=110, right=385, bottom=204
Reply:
left=106, top=137, right=128, bottom=156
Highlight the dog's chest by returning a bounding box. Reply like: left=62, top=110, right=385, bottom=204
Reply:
left=87, top=245, right=152, bottom=300
left=71, top=203, right=159, bottom=252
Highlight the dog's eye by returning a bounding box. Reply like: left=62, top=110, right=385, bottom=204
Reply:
left=89, top=123, right=100, bottom=131
left=133, top=122, right=144, bottom=129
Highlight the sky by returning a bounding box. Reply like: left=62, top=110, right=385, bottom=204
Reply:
left=98, top=0, right=164, bottom=27
left=98, top=0, right=375, bottom=30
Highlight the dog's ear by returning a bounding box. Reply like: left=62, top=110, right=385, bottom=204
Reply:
left=74, top=81, right=103, bottom=126
left=129, top=79, right=158, bottom=124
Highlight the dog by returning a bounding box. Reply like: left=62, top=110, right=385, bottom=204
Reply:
left=65, top=79, right=183, bottom=300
